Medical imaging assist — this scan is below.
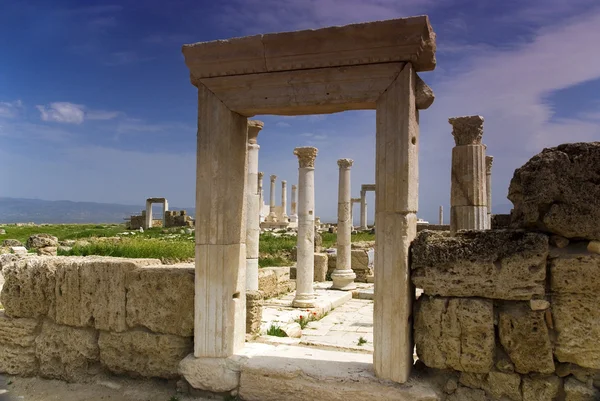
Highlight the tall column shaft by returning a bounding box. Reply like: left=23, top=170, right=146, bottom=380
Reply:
left=374, top=62, right=419, bottom=383
left=439, top=205, right=443, bottom=225
left=360, top=191, right=368, bottom=229
left=291, top=184, right=298, bottom=222
left=292, top=147, right=318, bottom=308
left=331, top=159, right=356, bottom=291
left=245, top=120, right=264, bottom=292
left=162, top=201, right=168, bottom=227
left=258, top=172, right=264, bottom=221
left=194, top=83, right=247, bottom=358
left=266, top=175, right=278, bottom=222
left=281, top=180, right=288, bottom=221
left=486, top=156, right=493, bottom=229
left=145, top=200, right=152, bottom=229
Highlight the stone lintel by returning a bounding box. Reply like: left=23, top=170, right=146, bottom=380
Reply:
left=361, top=184, right=376, bottom=192
left=146, top=197, right=166, bottom=203
left=449, top=115, right=484, bottom=146
left=182, top=16, right=436, bottom=82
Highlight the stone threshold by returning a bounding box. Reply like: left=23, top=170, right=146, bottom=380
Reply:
left=180, top=343, right=442, bottom=401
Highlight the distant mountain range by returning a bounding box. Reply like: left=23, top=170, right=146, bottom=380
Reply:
left=0, top=197, right=194, bottom=224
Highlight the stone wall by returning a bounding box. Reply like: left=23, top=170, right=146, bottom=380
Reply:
left=258, top=266, right=295, bottom=298
left=0, top=256, right=194, bottom=382
left=164, top=210, right=194, bottom=228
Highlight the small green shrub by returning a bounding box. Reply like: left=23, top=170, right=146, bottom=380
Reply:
left=357, top=336, right=367, bottom=346
left=266, top=323, right=287, bottom=337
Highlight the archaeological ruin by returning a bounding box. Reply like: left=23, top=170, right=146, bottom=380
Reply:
left=1, top=14, right=600, bottom=401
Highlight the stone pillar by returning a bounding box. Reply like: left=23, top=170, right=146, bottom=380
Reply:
left=145, top=199, right=152, bottom=229
left=439, top=205, right=443, bottom=225
left=258, top=172, right=265, bottom=221
left=486, top=156, right=493, bottom=229
left=331, top=159, right=357, bottom=291
left=266, top=175, right=278, bottom=222
left=360, top=190, right=368, bottom=230
left=281, top=180, right=289, bottom=222
left=162, top=200, right=169, bottom=227
left=246, top=120, right=264, bottom=291
left=449, top=115, right=487, bottom=233
left=290, top=184, right=298, bottom=222
left=292, top=147, right=318, bottom=308
left=194, top=83, right=247, bottom=358
left=374, top=63, right=419, bottom=383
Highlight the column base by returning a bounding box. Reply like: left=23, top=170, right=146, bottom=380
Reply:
left=265, top=213, right=279, bottom=223
left=290, top=215, right=298, bottom=223
left=330, top=270, right=357, bottom=291
left=292, top=293, right=317, bottom=308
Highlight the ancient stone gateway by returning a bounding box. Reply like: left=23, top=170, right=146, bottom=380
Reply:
left=360, top=184, right=376, bottom=229
left=182, top=16, right=436, bottom=384
left=144, top=197, right=168, bottom=229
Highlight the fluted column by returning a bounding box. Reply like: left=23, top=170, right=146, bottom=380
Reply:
left=332, top=159, right=357, bottom=291
left=449, top=115, right=487, bottom=233
left=258, top=172, right=264, bottom=221
left=245, top=120, right=264, bottom=291
left=281, top=180, right=289, bottom=222
left=292, top=147, right=318, bottom=308
left=266, top=175, right=278, bottom=222
left=360, top=190, right=368, bottom=229
left=290, top=184, right=298, bottom=222
left=486, top=156, right=493, bottom=229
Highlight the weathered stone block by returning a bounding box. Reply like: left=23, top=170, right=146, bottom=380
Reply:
left=314, top=253, right=328, bottom=282
left=26, top=234, right=58, bottom=249
left=246, top=290, right=263, bottom=334
left=411, top=230, right=548, bottom=300
left=459, top=371, right=521, bottom=401
left=414, top=296, right=494, bottom=373
left=126, top=265, right=194, bottom=336
left=0, top=311, right=40, bottom=376
left=1, top=256, right=57, bottom=318
left=99, top=330, right=192, bottom=379
left=522, top=376, right=561, bottom=401
left=553, top=294, right=600, bottom=369
left=35, top=320, right=99, bottom=382
left=446, top=386, right=488, bottom=401
left=564, top=377, right=600, bottom=401
left=508, top=142, right=600, bottom=241
left=550, top=253, right=600, bottom=295
left=351, top=249, right=373, bottom=282
left=258, top=267, right=294, bottom=299
left=498, top=303, right=554, bottom=374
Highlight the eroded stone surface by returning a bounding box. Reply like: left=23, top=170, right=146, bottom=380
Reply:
left=498, top=303, right=554, bottom=374
left=411, top=230, right=548, bottom=300
left=508, top=142, right=600, bottom=240
left=414, top=296, right=494, bottom=373
left=126, top=265, right=194, bottom=336
left=35, top=320, right=99, bottom=382
left=314, top=253, right=328, bottom=282
left=564, top=377, right=600, bottom=401
left=522, top=376, right=560, bottom=401
left=550, top=253, right=600, bottom=295
left=459, top=371, right=521, bottom=401
left=179, top=354, right=241, bottom=393
left=0, top=311, right=40, bottom=376
left=246, top=290, right=263, bottom=334
left=26, top=234, right=58, bottom=249
left=449, top=115, right=484, bottom=145
left=99, top=330, right=192, bottom=379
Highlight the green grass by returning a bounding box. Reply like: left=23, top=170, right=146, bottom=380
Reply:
left=0, top=224, right=127, bottom=244
left=266, top=323, right=287, bottom=337
left=357, top=336, right=367, bottom=346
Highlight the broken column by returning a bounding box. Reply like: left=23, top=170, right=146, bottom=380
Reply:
left=281, top=180, right=289, bottom=222
left=290, top=184, right=298, bottom=223
left=360, top=190, right=368, bottom=230
left=331, top=159, right=357, bottom=291
left=162, top=199, right=169, bottom=227
left=292, top=147, right=318, bottom=308
left=486, top=156, right=493, bottom=229
left=258, top=172, right=265, bottom=221
left=449, top=115, right=487, bottom=233
left=246, top=120, right=264, bottom=291
left=266, top=175, right=278, bottom=222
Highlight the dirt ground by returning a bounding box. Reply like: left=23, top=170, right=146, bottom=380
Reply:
left=0, top=375, right=212, bottom=401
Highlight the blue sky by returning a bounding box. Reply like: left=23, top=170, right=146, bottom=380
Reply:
left=1, top=0, right=599, bottom=224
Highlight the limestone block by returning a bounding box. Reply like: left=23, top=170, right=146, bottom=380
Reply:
left=258, top=267, right=294, bottom=299
left=498, top=303, right=554, bottom=374
left=246, top=290, right=263, bottom=334
left=26, top=234, right=58, bottom=249
left=564, top=377, right=600, bottom=401
left=550, top=235, right=570, bottom=248
left=411, top=230, right=548, bottom=300
left=126, top=265, right=194, bottom=336
left=414, top=296, right=494, bottom=373
left=314, top=253, right=328, bottom=282
left=522, top=376, right=561, bottom=401
left=550, top=253, right=600, bottom=295
left=588, top=240, right=600, bottom=254
left=1, top=256, right=57, bottom=318
left=179, top=354, right=242, bottom=393
left=459, top=371, right=522, bottom=401
left=35, top=320, right=99, bottom=382
left=0, top=311, right=40, bottom=376
left=553, top=294, right=600, bottom=369
left=2, top=239, right=22, bottom=247
left=445, top=386, right=488, bottom=401
left=99, top=330, right=192, bottom=379
left=350, top=249, right=373, bottom=282
left=508, top=142, right=600, bottom=241
left=37, top=246, right=57, bottom=256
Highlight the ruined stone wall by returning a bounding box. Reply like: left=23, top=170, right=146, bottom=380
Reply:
left=164, top=210, right=194, bottom=228
left=0, top=256, right=194, bottom=382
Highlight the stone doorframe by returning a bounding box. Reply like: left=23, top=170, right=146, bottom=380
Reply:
left=360, top=184, right=376, bottom=230
left=145, top=197, right=168, bottom=229
left=182, top=16, right=436, bottom=384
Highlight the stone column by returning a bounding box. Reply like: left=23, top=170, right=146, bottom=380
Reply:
left=194, top=83, right=247, bottom=358
left=449, top=115, right=487, bottom=233
left=266, top=175, right=278, bottom=222
left=258, top=172, right=265, bottom=221
left=162, top=200, right=169, bottom=227
left=290, top=184, right=298, bottom=222
left=281, top=180, right=289, bottom=222
left=292, top=147, right=318, bottom=308
left=246, top=120, right=264, bottom=291
left=486, top=156, right=493, bottom=229
left=145, top=199, right=152, bottom=229
left=439, top=205, right=443, bottom=225
left=374, top=63, right=420, bottom=383
left=360, top=190, right=368, bottom=230
left=331, top=159, right=357, bottom=291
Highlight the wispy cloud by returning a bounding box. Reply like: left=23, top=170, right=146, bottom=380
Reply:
left=0, top=100, right=23, bottom=119
left=36, top=102, right=121, bottom=124
left=86, top=110, right=122, bottom=120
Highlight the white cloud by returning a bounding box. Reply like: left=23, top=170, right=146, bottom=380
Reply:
left=86, top=110, right=121, bottom=120
left=0, top=100, right=23, bottom=118
left=36, top=102, right=85, bottom=124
